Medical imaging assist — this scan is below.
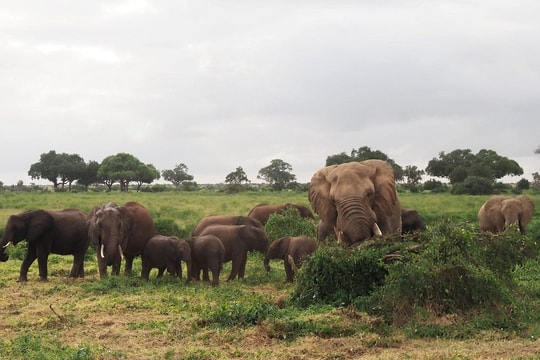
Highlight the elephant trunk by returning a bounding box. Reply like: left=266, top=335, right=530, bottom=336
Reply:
left=336, top=197, right=378, bottom=246
left=264, top=254, right=271, bottom=272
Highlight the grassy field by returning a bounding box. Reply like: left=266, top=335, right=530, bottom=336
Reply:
left=0, top=190, right=539, bottom=359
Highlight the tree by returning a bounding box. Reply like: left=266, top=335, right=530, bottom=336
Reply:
left=225, top=166, right=250, bottom=185
left=535, top=146, right=540, bottom=154
left=257, top=159, right=296, bottom=191
left=426, top=149, right=523, bottom=189
left=402, top=165, right=425, bottom=192
left=77, top=160, right=100, bottom=190
left=325, top=146, right=404, bottom=181
left=97, top=153, right=147, bottom=192
left=161, top=163, right=194, bottom=190
left=28, top=150, right=61, bottom=188
left=135, top=163, right=160, bottom=191
left=28, top=150, right=87, bottom=190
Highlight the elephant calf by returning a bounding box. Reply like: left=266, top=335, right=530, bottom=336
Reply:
left=141, top=235, right=191, bottom=281
left=401, top=208, right=426, bottom=234
left=199, top=224, right=269, bottom=281
left=186, top=235, right=225, bottom=286
left=191, top=215, right=263, bottom=236
left=264, top=236, right=318, bottom=282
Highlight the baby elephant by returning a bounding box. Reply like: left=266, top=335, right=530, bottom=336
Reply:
left=264, top=236, right=318, bottom=282
left=141, top=235, right=192, bottom=281
left=186, top=235, right=225, bottom=286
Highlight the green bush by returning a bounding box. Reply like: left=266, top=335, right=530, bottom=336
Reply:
left=264, top=208, right=317, bottom=241
left=154, top=218, right=190, bottom=238
left=291, top=243, right=387, bottom=307
left=451, top=176, right=494, bottom=195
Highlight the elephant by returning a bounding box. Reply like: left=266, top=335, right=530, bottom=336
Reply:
left=401, top=208, right=426, bottom=234
left=264, top=236, right=318, bottom=282
left=198, top=224, right=269, bottom=281
left=247, top=203, right=314, bottom=225
left=0, top=208, right=90, bottom=282
left=185, top=234, right=225, bottom=286
left=191, top=215, right=263, bottom=236
left=309, top=159, right=401, bottom=246
left=87, top=201, right=155, bottom=278
left=141, top=235, right=192, bottom=281
left=478, top=195, right=535, bottom=234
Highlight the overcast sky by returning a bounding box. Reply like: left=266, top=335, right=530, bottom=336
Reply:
left=1, top=1, right=539, bottom=186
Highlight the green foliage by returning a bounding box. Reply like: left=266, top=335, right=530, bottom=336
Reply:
left=0, top=333, right=125, bottom=359
left=291, top=243, right=387, bottom=307
left=257, top=159, right=296, bottom=191
left=200, top=298, right=278, bottom=327
left=154, top=218, right=189, bottom=237
left=451, top=176, right=494, bottom=195
left=422, top=179, right=448, bottom=193
left=359, top=219, right=538, bottom=327
left=264, top=208, right=317, bottom=241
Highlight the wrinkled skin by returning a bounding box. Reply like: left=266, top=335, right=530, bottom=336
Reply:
left=401, top=208, right=426, bottom=234
left=0, top=209, right=89, bottom=282
left=186, top=235, right=225, bottom=286
left=478, top=195, right=535, bottom=234
left=309, top=160, right=401, bottom=246
left=264, top=236, right=318, bottom=282
left=87, top=201, right=155, bottom=278
left=141, top=235, right=191, bottom=281
left=192, top=215, right=263, bottom=236
left=247, top=203, right=314, bottom=225
left=199, top=224, right=269, bottom=281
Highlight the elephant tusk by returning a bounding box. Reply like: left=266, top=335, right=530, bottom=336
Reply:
left=118, top=245, right=125, bottom=260
left=100, top=244, right=105, bottom=258
left=373, top=223, right=382, bottom=237
left=2, top=241, right=13, bottom=249
left=337, top=230, right=345, bottom=244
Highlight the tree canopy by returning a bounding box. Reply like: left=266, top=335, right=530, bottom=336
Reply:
left=225, top=166, right=250, bottom=185
left=426, top=149, right=523, bottom=185
left=97, top=153, right=159, bottom=192
left=28, top=150, right=90, bottom=190
left=161, top=163, right=194, bottom=190
left=257, top=159, right=296, bottom=191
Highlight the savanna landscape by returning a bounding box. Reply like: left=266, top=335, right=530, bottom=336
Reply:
left=0, top=190, right=540, bottom=359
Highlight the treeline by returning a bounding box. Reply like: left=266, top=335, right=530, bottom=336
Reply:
left=3, top=146, right=539, bottom=194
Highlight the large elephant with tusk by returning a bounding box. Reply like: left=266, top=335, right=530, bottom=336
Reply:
left=309, top=159, right=401, bottom=246
left=87, top=201, right=155, bottom=278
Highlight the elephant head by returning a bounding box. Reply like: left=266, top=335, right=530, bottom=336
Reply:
left=94, top=205, right=129, bottom=266
left=174, top=239, right=192, bottom=280
left=0, top=210, right=53, bottom=262
left=264, top=236, right=291, bottom=271
left=309, top=160, right=401, bottom=246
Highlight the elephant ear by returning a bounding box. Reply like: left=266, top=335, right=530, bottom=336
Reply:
left=26, top=210, right=54, bottom=241
left=363, top=160, right=401, bottom=230
left=273, top=236, right=291, bottom=259
left=115, top=205, right=132, bottom=248
left=309, top=165, right=338, bottom=225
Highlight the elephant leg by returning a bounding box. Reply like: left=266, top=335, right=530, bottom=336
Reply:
left=69, top=254, right=85, bottom=278
left=202, top=268, right=210, bottom=282
left=284, top=258, right=294, bottom=282
left=18, top=245, right=38, bottom=283
left=124, top=255, right=134, bottom=275
left=211, top=268, right=220, bottom=286
left=141, top=263, right=151, bottom=280
left=238, top=253, right=248, bottom=279
left=36, top=247, right=50, bottom=282
left=227, top=258, right=241, bottom=281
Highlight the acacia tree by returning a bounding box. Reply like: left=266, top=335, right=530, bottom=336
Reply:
left=28, top=150, right=62, bottom=188
left=325, top=146, right=404, bottom=181
left=28, top=150, right=88, bottom=190
left=426, top=149, right=523, bottom=194
left=225, top=166, right=250, bottom=185
left=77, top=160, right=100, bottom=190
left=162, top=163, right=194, bottom=190
left=257, top=159, right=296, bottom=191
left=402, top=165, right=425, bottom=192
left=135, top=163, right=160, bottom=191
left=97, top=153, right=156, bottom=192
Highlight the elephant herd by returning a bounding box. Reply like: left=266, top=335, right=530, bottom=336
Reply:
left=0, top=201, right=318, bottom=285
left=0, top=160, right=535, bottom=284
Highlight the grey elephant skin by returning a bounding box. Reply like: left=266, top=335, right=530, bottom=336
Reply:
left=87, top=201, right=155, bottom=278
left=0, top=208, right=90, bottom=282
left=247, top=203, right=314, bottom=226
left=478, top=195, right=535, bottom=234
left=199, top=224, right=269, bottom=281
left=192, top=215, right=263, bottom=236
left=141, top=235, right=192, bottom=281
left=264, top=236, right=318, bottom=282
left=401, top=208, right=426, bottom=234
left=309, top=159, right=401, bottom=246
left=186, top=235, right=225, bottom=286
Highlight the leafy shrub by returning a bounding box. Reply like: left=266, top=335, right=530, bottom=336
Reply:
left=359, top=219, right=537, bottom=326
left=154, top=218, right=190, bottom=238
left=264, top=208, right=317, bottom=241
left=423, top=179, right=448, bottom=193
left=451, top=176, right=494, bottom=195
left=199, top=298, right=278, bottom=327
left=291, top=243, right=387, bottom=307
